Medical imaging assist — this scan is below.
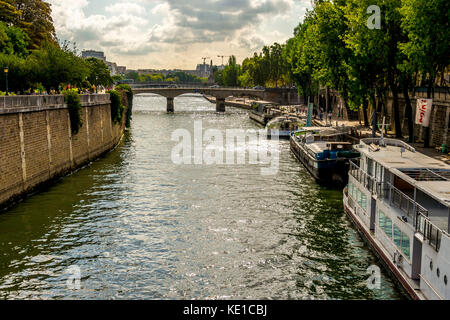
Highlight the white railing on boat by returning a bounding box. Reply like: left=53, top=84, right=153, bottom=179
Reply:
left=348, top=160, right=450, bottom=252
left=360, top=138, right=416, bottom=153
left=349, top=161, right=377, bottom=194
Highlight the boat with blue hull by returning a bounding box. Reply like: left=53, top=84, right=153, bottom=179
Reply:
left=290, top=127, right=360, bottom=186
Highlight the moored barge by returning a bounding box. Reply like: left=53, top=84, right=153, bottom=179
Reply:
left=290, top=127, right=359, bottom=186
left=249, top=102, right=280, bottom=126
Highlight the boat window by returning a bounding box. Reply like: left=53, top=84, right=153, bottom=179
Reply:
left=379, top=211, right=393, bottom=239
left=356, top=190, right=367, bottom=211
left=401, top=233, right=410, bottom=260
left=393, top=225, right=411, bottom=260
left=394, top=225, right=402, bottom=247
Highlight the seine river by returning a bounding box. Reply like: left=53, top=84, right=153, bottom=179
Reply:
left=0, top=95, right=405, bottom=299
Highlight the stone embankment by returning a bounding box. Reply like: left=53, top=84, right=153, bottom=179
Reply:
left=0, top=94, right=128, bottom=210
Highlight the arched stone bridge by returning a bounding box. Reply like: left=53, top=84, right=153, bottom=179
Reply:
left=132, top=87, right=266, bottom=112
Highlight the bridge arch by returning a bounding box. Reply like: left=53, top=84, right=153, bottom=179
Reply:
left=131, top=87, right=266, bottom=112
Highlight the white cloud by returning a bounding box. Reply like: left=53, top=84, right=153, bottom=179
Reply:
left=48, top=0, right=312, bottom=69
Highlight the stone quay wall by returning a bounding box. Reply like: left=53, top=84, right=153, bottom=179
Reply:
left=0, top=94, right=127, bottom=209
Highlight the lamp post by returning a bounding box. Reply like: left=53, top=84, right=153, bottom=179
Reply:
left=4, top=66, right=8, bottom=96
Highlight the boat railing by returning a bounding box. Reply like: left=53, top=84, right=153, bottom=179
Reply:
left=349, top=160, right=377, bottom=194
left=388, top=183, right=429, bottom=221
left=348, top=161, right=448, bottom=252
left=416, top=213, right=449, bottom=252
left=360, top=138, right=416, bottom=153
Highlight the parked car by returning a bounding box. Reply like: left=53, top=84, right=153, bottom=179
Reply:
left=253, top=86, right=265, bottom=90
left=209, top=85, right=220, bottom=88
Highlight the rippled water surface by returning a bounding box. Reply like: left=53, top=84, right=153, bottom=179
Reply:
left=0, top=95, right=405, bottom=299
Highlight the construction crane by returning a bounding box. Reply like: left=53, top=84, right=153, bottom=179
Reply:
left=217, top=55, right=230, bottom=66
left=201, top=57, right=211, bottom=65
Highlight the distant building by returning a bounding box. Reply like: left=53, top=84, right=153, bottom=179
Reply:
left=106, top=61, right=118, bottom=76
left=81, top=50, right=106, bottom=61
left=82, top=50, right=125, bottom=77
left=195, top=63, right=212, bottom=78
left=117, top=66, right=127, bottom=75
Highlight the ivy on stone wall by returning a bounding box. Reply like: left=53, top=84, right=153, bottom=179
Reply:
left=64, top=90, right=83, bottom=134
left=108, top=89, right=125, bottom=124
left=115, top=84, right=133, bottom=128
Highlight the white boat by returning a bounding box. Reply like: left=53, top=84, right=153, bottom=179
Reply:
left=266, top=115, right=305, bottom=139
left=343, top=137, right=450, bottom=300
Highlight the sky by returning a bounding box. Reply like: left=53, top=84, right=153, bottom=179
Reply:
left=47, top=0, right=312, bottom=70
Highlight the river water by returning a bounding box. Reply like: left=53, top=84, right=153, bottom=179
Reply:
left=0, top=95, right=405, bottom=300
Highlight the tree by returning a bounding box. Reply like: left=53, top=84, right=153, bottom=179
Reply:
left=222, top=55, right=240, bottom=87
left=0, top=21, right=29, bottom=57
left=12, top=0, right=57, bottom=49
left=29, top=41, right=89, bottom=91
left=125, top=71, right=139, bottom=82
left=401, top=0, right=450, bottom=146
left=0, top=0, right=20, bottom=24
left=286, top=18, right=318, bottom=104
left=86, top=57, right=113, bottom=87
left=268, top=43, right=284, bottom=87
left=0, top=52, right=30, bottom=92
left=344, top=0, right=389, bottom=127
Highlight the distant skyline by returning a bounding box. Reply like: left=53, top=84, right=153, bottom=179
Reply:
left=48, top=0, right=311, bottom=70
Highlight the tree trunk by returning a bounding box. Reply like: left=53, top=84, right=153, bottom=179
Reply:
left=363, top=97, right=369, bottom=127
left=402, top=82, right=414, bottom=143
left=371, top=94, right=377, bottom=137
left=389, top=75, right=402, bottom=138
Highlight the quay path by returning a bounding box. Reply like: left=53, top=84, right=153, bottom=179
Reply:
left=211, top=95, right=450, bottom=165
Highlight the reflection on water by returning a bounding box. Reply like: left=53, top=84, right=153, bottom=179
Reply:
left=0, top=94, right=405, bottom=299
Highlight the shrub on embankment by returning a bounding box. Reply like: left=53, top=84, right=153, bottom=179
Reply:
left=108, top=89, right=125, bottom=124
left=64, top=90, right=83, bottom=134
left=115, top=84, right=133, bottom=128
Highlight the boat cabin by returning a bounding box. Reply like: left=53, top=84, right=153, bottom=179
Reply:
left=348, top=138, right=450, bottom=299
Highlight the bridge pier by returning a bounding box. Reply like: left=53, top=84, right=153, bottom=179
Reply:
left=216, top=98, right=226, bottom=112
left=167, top=97, right=174, bottom=112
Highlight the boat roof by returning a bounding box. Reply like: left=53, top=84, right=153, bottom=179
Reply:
left=268, top=116, right=304, bottom=123
left=357, top=138, right=450, bottom=207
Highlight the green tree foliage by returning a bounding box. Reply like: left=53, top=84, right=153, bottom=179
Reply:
left=400, top=0, right=450, bottom=90
left=12, top=0, right=57, bottom=49
left=125, top=70, right=206, bottom=84
left=86, top=57, right=113, bottom=87
left=115, top=84, right=133, bottom=128
left=0, top=52, right=30, bottom=92
left=28, top=41, right=89, bottom=91
left=0, top=21, right=29, bottom=57
left=222, top=55, right=240, bottom=87
left=0, top=0, right=20, bottom=24
left=400, top=0, right=450, bottom=145
left=285, top=19, right=317, bottom=100
left=108, top=89, right=125, bottom=124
